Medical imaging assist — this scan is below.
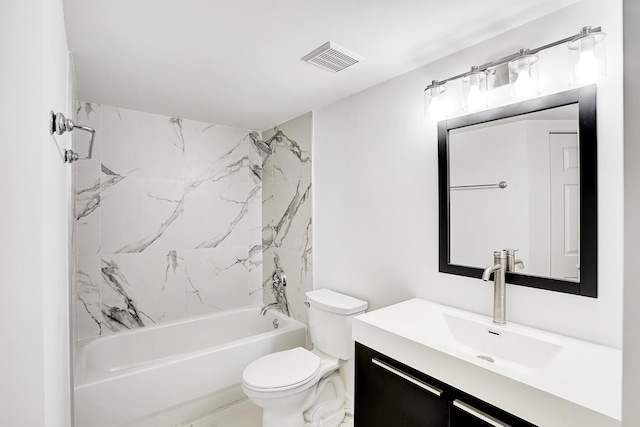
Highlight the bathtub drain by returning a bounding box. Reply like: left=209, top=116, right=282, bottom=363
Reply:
left=273, top=319, right=279, bottom=329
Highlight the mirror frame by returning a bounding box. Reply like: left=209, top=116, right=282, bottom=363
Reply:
left=438, top=85, right=597, bottom=297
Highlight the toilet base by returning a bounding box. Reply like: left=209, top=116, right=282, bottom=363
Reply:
left=305, top=408, right=345, bottom=427
left=303, top=371, right=345, bottom=427
left=256, top=371, right=346, bottom=427
left=262, top=407, right=345, bottom=427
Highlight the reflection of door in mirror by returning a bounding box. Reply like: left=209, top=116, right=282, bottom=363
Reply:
left=550, top=132, right=580, bottom=281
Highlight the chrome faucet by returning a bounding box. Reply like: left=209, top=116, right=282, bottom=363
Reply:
left=260, top=302, right=284, bottom=315
left=259, top=267, right=291, bottom=316
left=504, top=248, right=524, bottom=272
left=482, top=250, right=507, bottom=325
left=272, top=268, right=287, bottom=292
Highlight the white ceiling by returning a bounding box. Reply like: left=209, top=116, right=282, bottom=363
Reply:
left=63, top=0, right=579, bottom=131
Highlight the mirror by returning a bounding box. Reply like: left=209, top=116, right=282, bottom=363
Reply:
left=438, top=85, right=597, bottom=297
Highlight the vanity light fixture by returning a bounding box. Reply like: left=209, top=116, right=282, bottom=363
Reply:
left=508, top=49, right=539, bottom=100
left=462, top=66, right=488, bottom=111
left=424, top=25, right=605, bottom=120
left=424, top=80, right=450, bottom=120
left=568, top=26, right=607, bottom=85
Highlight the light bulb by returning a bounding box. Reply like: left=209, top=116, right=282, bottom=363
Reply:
left=467, top=84, right=482, bottom=110
left=513, top=69, right=535, bottom=98
left=575, top=49, right=599, bottom=82
left=568, top=28, right=606, bottom=85
left=428, top=96, right=444, bottom=121
left=508, top=51, right=539, bottom=100
left=424, top=82, right=448, bottom=120
left=462, top=67, right=487, bottom=111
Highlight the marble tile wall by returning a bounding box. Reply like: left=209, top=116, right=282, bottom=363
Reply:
left=74, top=102, right=264, bottom=340
left=261, top=112, right=313, bottom=326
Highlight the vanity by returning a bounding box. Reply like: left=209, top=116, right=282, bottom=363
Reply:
left=352, top=299, right=621, bottom=427
left=351, top=76, right=619, bottom=426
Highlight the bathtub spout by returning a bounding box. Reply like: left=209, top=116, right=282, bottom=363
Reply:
left=260, top=302, right=284, bottom=315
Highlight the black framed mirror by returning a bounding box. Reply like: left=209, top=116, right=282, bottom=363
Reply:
left=438, top=85, right=597, bottom=297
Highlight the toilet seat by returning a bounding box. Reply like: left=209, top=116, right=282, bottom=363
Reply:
left=242, top=347, right=322, bottom=392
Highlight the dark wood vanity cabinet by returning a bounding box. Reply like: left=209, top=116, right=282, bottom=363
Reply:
left=355, top=343, right=449, bottom=426
left=355, top=343, right=537, bottom=427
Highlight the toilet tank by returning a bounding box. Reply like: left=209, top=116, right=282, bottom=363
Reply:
left=306, top=289, right=367, bottom=360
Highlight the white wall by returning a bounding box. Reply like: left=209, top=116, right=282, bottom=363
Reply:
left=0, top=0, right=72, bottom=425
left=315, top=0, right=624, bottom=350
left=623, top=0, right=640, bottom=424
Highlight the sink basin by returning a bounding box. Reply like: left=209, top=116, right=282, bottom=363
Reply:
left=443, top=313, right=562, bottom=370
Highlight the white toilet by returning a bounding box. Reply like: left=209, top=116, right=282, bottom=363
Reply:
left=242, top=289, right=367, bottom=427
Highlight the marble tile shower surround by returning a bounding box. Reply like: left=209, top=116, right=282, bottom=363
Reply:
left=74, top=102, right=264, bottom=339
left=75, top=104, right=313, bottom=341
left=261, top=113, right=313, bottom=326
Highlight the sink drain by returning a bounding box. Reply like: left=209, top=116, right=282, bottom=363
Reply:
left=477, top=355, right=494, bottom=363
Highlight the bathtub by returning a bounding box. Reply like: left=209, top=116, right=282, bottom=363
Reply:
left=74, top=306, right=307, bottom=427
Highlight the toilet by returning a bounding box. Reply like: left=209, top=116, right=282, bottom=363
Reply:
left=242, top=289, right=367, bottom=427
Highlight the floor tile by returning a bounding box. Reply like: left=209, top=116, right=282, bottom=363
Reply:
left=179, top=399, right=354, bottom=427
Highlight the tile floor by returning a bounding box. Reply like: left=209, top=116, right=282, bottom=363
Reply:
left=179, top=399, right=354, bottom=427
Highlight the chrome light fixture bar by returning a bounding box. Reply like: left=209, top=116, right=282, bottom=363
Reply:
left=424, top=26, right=605, bottom=119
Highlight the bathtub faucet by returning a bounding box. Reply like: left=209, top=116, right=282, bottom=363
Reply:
left=272, top=268, right=286, bottom=295
left=260, top=267, right=291, bottom=316
left=260, top=302, right=284, bottom=315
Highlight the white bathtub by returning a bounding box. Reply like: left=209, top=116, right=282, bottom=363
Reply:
left=74, top=306, right=307, bottom=427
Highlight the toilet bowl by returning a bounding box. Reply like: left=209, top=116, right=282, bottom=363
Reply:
left=241, top=289, right=367, bottom=427
left=242, top=347, right=345, bottom=427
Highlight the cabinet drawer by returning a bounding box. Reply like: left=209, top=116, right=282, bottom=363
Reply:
left=449, top=392, right=537, bottom=427
left=451, top=399, right=513, bottom=427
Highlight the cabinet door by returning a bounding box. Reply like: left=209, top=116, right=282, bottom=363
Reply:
left=355, top=343, right=449, bottom=427
left=450, top=397, right=537, bottom=427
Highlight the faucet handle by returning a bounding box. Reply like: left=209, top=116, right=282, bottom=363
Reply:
left=492, top=250, right=506, bottom=263
left=272, top=268, right=287, bottom=289
left=504, top=249, right=524, bottom=271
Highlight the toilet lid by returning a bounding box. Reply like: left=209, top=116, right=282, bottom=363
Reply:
left=243, top=347, right=321, bottom=390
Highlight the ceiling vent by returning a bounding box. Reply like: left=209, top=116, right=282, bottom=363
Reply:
left=301, top=42, right=364, bottom=73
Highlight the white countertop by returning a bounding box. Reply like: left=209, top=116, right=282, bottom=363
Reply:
left=353, top=298, right=622, bottom=425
